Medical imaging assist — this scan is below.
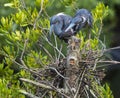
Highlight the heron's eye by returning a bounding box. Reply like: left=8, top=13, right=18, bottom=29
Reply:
left=55, top=20, right=59, bottom=24
left=52, top=20, right=59, bottom=24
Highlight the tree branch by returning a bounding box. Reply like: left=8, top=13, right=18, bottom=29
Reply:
left=20, top=78, right=52, bottom=89
left=20, top=78, right=70, bottom=98
left=33, top=0, right=44, bottom=29
left=19, top=90, right=39, bottom=98
left=20, top=39, right=28, bottom=68
left=42, top=35, right=65, bottom=58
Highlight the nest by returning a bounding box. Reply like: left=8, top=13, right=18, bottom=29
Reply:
left=20, top=36, right=106, bottom=98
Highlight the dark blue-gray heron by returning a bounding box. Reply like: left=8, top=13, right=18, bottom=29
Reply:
left=65, top=8, right=93, bottom=34
left=49, top=13, right=73, bottom=42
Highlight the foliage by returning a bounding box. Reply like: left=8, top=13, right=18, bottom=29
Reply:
left=0, top=0, right=114, bottom=98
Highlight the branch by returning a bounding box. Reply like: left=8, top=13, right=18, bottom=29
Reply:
left=19, top=90, right=39, bottom=98
left=74, top=67, right=86, bottom=98
left=19, top=0, right=26, bottom=9
left=80, top=60, right=120, bottom=64
left=20, top=78, right=52, bottom=89
left=20, top=39, right=28, bottom=68
left=33, top=0, right=44, bottom=29
left=46, top=67, right=68, bottom=79
left=42, top=35, right=65, bottom=58
left=98, top=60, right=120, bottom=64
left=20, top=78, right=70, bottom=98
left=58, top=44, right=63, bottom=60
left=49, top=84, right=70, bottom=98
left=104, top=46, right=120, bottom=52
left=39, top=44, right=54, bottom=62
left=85, top=85, right=98, bottom=98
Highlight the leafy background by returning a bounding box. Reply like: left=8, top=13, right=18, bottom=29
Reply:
left=0, top=0, right=120, bottom=97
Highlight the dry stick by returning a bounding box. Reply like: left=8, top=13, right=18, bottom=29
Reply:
left=20, top=0, right=47, bottom=31
left=85, top=85, right=97, bottom=98
left=19, top=90, right=39, bottom=98
left=4, top=53, right=28, bottom=70
left=20, top=0, right=48, bottom=31
left=74, top=50, right=93, bottom=98
left=93, top=58, right=99, bottom=71
left=96, top=64, right=113, bottom=69
left=53, top=33, right=61, bottom=61
left=84, top=87, right=90, bottom=98
left=46, top=67, right=68, bottom=79
left=54, top=33, right=58, bottom=49
left=74, top=50, right=91, bottom=98
left=49, top=84, right=70, bottom=98
left=20, top=78, right=70, bottom=98
left=5, top=48, right=40, bottom=76
left=14, top=59, right=42, bottom=77
left=58, top=44, right=63, bottom=60
left=33, top=0, right=44, bottom=29
left=20, top=39, right=28, bottom=68
left=5, top=53, right=42, bottom=77
left=104, top=46, right=120, bottom=52
left=80, top=60, right=120, bottom=64
left=42, top=36, right=65, bottom=58
left=20, top=0, right=26, bottom=9
left=98, top=22, right=103, bottom=37
left=74, top=66, right=87, bottom=98
left=54, top=48, right=58, bottom=61
left=65, top=80, right=75, bottom=97
left=41, top=91, right=49, bottom=98
left=39, top=44, right=54, bottom=61
left=20, top=78, right=52, bottom=89
left=43, top=8, right=50, bottom=18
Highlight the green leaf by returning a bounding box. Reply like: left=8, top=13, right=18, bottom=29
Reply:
left=4, top=3, right=14, bottom=7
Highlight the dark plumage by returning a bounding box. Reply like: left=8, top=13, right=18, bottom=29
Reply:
left=49, top=13, right=73, bottom=42
left=104, top=48, right=120, bottom=98
left=65, top=8, right=93, bottom=34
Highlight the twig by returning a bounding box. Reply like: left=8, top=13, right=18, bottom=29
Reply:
left=93, top=58, right=99, bottom=71
left=19, top=90, right=39, bottom=98
left=58, top=44, right=63, bottom=60
left=54, top=33, right=58, bottom=49
left=39, top=44, right=54, bottom=61
left=7, top=54, right=43, bottom=77
left=43, top=8, right=50, bottom=18
left=46, top=67, right=68, bottom=79
left=54, top=48, right=58, bottom=61
left=85, top=85, right=97, bottom=98
left=19, top=0, right=26, bottom=9
left=65, top=80, right=75, bottom=97
left=20, top=78, right=52, bottom=89
left=98, top=60, right=120, bottom=64
left=84, top=87, right=90, bottom=98
left=20, top=78, right=70, bottom=98
left=98, top=22, right=103, bottom=37
left=104, top=46, right=120, bottom=52
left=74, top=66, right=86, bottom=98
left=42, top=35, right=65, bottom=58
left=41, top=90, right=48, bottom=98
left=33, top=0, right=44, bottom=29
left=53, top=33, right=59, bottom=60
left=20, top=39, right=28, bottom=68
left=80, top=60, right=120, bottom=64
left=49, top=84, right=70, bottom=98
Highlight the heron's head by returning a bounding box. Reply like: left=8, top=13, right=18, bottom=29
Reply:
left=65, top=9, right=93, bottom=32
left=49, top=14, right=64, bottom=37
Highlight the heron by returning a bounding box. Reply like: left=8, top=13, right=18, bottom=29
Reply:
left=65, top=8, right=93, bottom=34
left=49, top=13, right=74, bottom=42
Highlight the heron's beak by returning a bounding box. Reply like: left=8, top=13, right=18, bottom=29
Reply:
left=65, top=23, right=75, bottom=32
left=48, top=25, right=54, bottom=41
left=87, top=16, right=93, bottom=27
